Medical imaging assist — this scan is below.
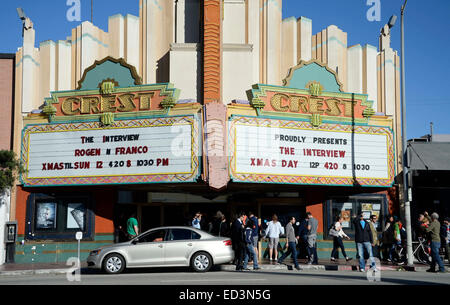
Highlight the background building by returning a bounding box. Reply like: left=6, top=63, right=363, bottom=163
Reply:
left=0, top=53, right=16, bottom=264
left=408, top=133, right=450, bottom=225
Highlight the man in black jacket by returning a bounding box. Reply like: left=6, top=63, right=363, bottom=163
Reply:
left=354, top=213, right=377, bottom=272
left=231, top=212, right=246, bottom=271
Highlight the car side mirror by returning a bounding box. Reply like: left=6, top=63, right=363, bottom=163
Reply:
left=131, top=238, right=139, bottom=245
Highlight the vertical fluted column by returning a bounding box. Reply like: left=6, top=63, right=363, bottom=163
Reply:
left=203, top=0, right=222, bottom=104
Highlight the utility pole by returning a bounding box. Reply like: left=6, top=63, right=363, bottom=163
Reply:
left=400, top=0, right=413, bottom=266
left=430, top=122, right=433, bottom=142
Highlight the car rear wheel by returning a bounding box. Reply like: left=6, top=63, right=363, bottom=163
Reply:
left=191, top=252, right=213, bottom=272
left=103, top=253, right=126, bottom=274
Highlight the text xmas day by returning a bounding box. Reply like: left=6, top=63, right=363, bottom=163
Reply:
left=248, top=134, right=358, bottom=171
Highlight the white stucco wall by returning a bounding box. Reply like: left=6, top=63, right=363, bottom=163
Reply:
left=125, top=15, right=141, bottom=73
left=266, top=0, right=282, bottom=86
left=326, top=25, right=347, bottom=90
left=297, top=17, right=312, bottom=62
left=281, top=17, right=297, bottom=81
left=0, top=191, right=11, bottom=265
left=247, top=0, right=260, bottom=84
left=347, top=44, right=363, bottom=94
left=20, top=26, right=39, bottom=113
left=56, top=41, right=72, bottom=91
left=108, top=14, right=125, bottom=59
left=222, top=44, right=253, bottom=104
left=39, top=41, right=56, bottom=104
left=364, top=44, right=378, bottom=111
left=170, top=43, right=200, bottom=101
left=223, top=0, right=246, bottom=44
left=383, top=48, right=397, bottom=116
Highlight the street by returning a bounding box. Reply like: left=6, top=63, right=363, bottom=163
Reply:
left=0, top=268, right=449, bottom=285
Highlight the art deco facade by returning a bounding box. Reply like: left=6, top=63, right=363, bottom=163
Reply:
left=10, top=0, right=402, bottom=263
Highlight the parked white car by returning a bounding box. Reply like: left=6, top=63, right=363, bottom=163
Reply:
left=87, top=226, right=234, bottom=274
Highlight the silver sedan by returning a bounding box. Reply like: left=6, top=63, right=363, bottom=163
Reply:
left=87, top=226, right=234, bottom=274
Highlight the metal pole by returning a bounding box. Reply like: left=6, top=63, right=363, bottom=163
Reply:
left=400, top=0, right=413, bottom=266
left=430, top=122, right=433, bottom=142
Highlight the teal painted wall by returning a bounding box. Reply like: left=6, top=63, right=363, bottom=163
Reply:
left=14, top=234, right=114, bottom=264
left=80, top=60, right=137, bottom=90
left=287, top=62, right=341, bottom=92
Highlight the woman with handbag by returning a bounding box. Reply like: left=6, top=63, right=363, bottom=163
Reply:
left=330, top=216, right=352, bottom=262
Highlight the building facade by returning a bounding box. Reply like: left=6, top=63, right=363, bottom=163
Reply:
left=11, top=0, right=402, bottom=263
left=0, top=53, right=16, bottom=264
left=408, top=135, right=450, bottom=225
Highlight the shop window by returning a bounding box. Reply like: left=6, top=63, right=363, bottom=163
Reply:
left=26, top=193, right=94, bottom=240
left=324, top=194, right=387, bottom=239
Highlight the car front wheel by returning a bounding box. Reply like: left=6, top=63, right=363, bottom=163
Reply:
left=103, top=253, right=126, bottom=274
left=191, top=252, right=213, bottom=272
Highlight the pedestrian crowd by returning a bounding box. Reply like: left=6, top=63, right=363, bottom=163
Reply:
left=416, top=211, right=449, bottom=273
left=116, top=208, right=449, bottom=273
left=189, top=209, right=448, bottom=273
left=208, top=210, right=334, bottom=271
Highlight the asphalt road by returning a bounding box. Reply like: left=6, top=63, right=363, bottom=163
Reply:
left=0, top=268, right=449, bottom=286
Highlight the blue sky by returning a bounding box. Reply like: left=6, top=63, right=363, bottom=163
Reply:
left=1, top=0, right=449, bottom=139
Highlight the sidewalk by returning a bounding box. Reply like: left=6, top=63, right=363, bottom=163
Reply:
left=0, top=258, right=446, bottom=276
left=220, top=258, right=447, bottom=272
left=0, top=262, right=88, bottom=276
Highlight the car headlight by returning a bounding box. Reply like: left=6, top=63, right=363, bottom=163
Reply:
left=90, top=249, right=101, bottom=256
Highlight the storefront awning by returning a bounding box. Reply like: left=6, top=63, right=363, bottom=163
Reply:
left=408, top=142, right=450, bottom=171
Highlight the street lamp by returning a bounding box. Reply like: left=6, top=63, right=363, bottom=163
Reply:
left=16, top=7, right=29, bottom=37
left=386, top=0, right=412, bottom=266
left=388, top=15, right=397, bottom=29
left=399, top=0, right=413, bottom=267
left=393, top=0, right=413, bottom=266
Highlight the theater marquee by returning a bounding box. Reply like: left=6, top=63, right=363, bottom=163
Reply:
left=228, top=116, right=395, bottom=187
left=21, top=115, right=200, bottom=187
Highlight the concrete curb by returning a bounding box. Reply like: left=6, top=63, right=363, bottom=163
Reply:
left=0, top=268, right=72, bottom=276
left=220, top=264, right=325, bottom=271
left=220, top=263, right=448, bottom=272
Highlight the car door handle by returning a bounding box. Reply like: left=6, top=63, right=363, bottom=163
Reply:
left=158, top=244, right=163, bottom=248
left=187, top=243, right=193, bottom=246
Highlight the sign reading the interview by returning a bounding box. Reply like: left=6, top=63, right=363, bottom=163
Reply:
left=21, top=116, right=199, bottom=186
left=229, top=116, right=395, bottom=187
